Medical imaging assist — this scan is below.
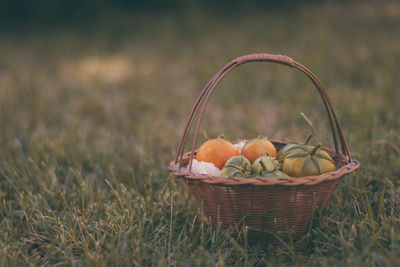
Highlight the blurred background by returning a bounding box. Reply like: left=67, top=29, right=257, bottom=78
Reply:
left=0, top=0, right=318, bottom=28
left=1, top=0, right=399, bottom=185
left=0, top=0, right=399, bottom=264
left=1, top=0, right=399, bottom=195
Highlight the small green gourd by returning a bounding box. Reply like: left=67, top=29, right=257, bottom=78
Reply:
left=220, top=156, right=251, bottom=177
left=262, top=170, right=289, bottom=178
left=251, top=156, right=280, bottom=176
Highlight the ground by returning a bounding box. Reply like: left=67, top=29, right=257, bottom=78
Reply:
left=0, top=1, right=400, bottom=266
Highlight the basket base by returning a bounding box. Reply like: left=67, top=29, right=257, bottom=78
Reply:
left=185, top=178, right=341, bottom=245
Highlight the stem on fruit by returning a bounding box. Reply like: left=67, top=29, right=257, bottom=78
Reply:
left=303, top=135, right=313, bottom=145
left=217, top=133, right=225, bottom=139
left=310, top=143, right=322, bottom=155
left=300, top=112, right=315, bottom=137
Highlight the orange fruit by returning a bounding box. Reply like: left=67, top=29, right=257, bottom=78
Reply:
left=196, top=138, right=239, bottom=169
left=241, top=138, right=277, bottom=163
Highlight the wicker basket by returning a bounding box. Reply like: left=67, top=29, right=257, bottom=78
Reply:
left=168, top=53, right=360, bottom=245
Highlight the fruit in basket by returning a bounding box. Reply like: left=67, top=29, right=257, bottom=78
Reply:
left=282, top=143, right=336, bottom=177
left=196, top=136, right=239, bottom=169
left=277, top=113, right=315, bottom=161
left=250, top=156, right=289, bottom=178
left=251, top=156, right=280, bottom=176
left=262, top=170, right=289, bottom=178
left=277, top=140, right=312, bottom=162
left=220, top=155, right=251, bottom=177
left=241, top=137, right=277, bottom=163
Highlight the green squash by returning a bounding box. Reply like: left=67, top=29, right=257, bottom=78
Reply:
left=251, top=156, right=280, bottom=176
left=262, top=170, right=289, bottom=178
left=220, top=155, right=251, bottom=178
left=282, top=143, right=336, bottom=177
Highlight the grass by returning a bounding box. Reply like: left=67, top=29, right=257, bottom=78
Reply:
left=0, top=1, right=400, bottom=265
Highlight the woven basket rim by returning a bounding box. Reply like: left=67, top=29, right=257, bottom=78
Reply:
left=168, top=140, right=360, bottom=187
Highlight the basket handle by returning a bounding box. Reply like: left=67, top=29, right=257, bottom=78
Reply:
left=175, top=53, right=351, bottom=171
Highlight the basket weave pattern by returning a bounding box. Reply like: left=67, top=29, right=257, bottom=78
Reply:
left=168, top=54, right=360, bottom=243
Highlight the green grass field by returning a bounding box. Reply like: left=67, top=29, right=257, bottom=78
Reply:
left=1, top=1, right=400, bottom=265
